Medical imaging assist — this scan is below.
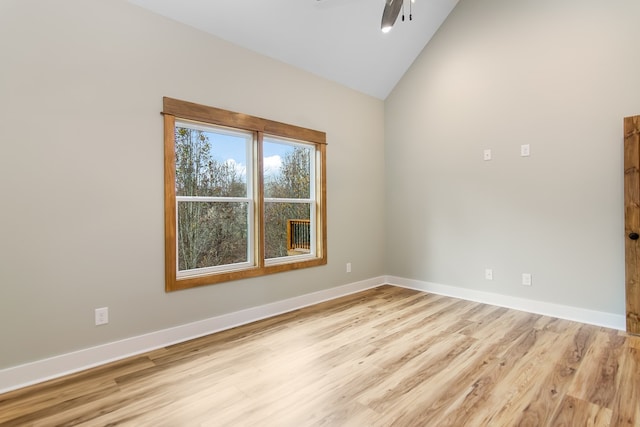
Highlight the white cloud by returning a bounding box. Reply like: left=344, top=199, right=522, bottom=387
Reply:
left=225, top=158, right=246, bottom=177
left=263, top=155, right=282, bottom=176
left=220, top=156, right=281, bottom=178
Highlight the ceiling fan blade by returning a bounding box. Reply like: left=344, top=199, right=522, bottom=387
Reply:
left=381, top=0, right=403, bottom=32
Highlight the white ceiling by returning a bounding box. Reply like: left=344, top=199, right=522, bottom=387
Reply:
left=128, top=0, right=459, bottom=100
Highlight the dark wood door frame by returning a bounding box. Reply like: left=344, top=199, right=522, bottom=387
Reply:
left=624, top=115, right=640, bottom=335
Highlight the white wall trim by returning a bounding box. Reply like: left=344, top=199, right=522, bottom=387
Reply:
left=386, top=275, right=626, bottom=331
left=0, top=276, right=385, bottom=395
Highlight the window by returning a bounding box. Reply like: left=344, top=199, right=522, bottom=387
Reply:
left=163, top=97, right=327, bottom=291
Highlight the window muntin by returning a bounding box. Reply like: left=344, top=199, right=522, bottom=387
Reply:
left=163, top=97, right=327, bottom=291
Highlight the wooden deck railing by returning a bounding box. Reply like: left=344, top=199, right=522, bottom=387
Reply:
left=287, top=219, right=310, bottom=252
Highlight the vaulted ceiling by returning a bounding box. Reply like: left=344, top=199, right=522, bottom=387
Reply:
left=129, top=0, right=459, bottom=100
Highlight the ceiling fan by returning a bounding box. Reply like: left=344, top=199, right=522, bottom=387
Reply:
left=316, top=0, right=415, bottom=33
left=381, top=0, right=414, bottom=33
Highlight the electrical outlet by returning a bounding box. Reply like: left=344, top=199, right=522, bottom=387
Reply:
left=483, top=149, right=492, bottom=161
left=346, top=262, right=352, bottom=273
left=522, top=273, right=532, bottom=286
left=520, top=144, right=530, bottom=157
left=485, top=268, right=493, bottom=280
left=95, top=307, right=109, bottom=326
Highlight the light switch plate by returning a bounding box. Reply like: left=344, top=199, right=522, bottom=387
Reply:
left=95, top=307, right=109, bottom=325
left=485, top=268, right=493, bottom=280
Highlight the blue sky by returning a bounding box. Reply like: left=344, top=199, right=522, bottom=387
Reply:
left=206, top=131, right=300, bottom=179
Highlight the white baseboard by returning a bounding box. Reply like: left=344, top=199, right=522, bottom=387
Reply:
left=386, top=275, right=626, bottom=331
left=0, top=276, right=385, bottom=395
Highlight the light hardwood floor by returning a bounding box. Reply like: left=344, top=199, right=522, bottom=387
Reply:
left=1, top=285, right=639, bottom=426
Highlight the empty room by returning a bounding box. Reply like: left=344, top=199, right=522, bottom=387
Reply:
left=1, top=0, right=639, bottom=425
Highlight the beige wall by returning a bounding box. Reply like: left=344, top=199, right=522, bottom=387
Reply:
left=385, top=0, right=640, bottom=314
left=0, top=0, right=385, bottom=369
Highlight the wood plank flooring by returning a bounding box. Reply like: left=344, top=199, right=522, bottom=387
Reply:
left=1, top=285, right=639, bottom=426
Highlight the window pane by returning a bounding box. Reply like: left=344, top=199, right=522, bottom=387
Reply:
left=177, top=201, right=248, bottom=271
left=175, top=124, right=249, bottom=197
left=265, top=202, right=311, bottom=259
left=263, top=139, right=312, bottom=199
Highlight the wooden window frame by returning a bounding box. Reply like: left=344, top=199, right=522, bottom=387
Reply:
left=163, top=97, right=327, bottom=291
